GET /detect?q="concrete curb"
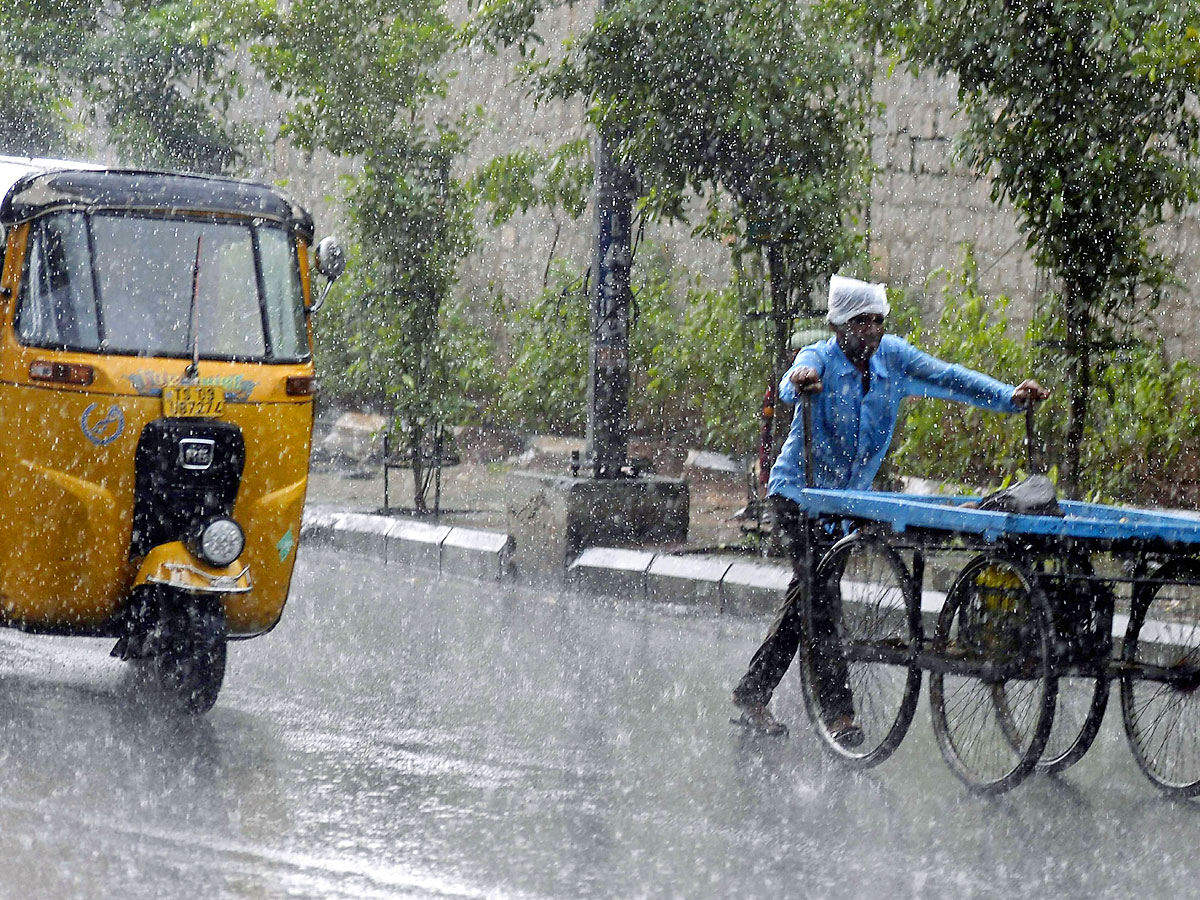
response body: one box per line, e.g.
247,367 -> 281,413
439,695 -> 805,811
648,555 -> 732,609
302,507 -> 514,582
301,505 -> 786,614
567,547 -> 656,601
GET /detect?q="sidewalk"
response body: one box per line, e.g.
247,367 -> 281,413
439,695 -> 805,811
305,453 -> 761,551
301,439 -> 1200,661
302,447 -> 793,615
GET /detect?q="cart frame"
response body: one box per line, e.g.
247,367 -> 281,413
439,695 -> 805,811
789,398 -> 1200,795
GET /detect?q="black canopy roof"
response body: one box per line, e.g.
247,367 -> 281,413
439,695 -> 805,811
0,166 -> 315,240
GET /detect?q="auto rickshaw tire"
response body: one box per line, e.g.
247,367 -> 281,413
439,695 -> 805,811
149,590 -> 228,716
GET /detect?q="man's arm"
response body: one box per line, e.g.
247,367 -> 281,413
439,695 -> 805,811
900,342 -> 1028,412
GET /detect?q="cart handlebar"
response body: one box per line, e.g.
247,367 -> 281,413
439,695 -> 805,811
1024,403 -> 1042,475
801,393 -> 815,489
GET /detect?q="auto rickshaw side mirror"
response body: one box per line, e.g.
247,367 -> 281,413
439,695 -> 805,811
310,236 -> 346,315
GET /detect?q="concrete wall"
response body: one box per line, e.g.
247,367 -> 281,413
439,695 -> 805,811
220,6 -> 1199,361
870,68 -> 1200,359
869,70 -> 1045,316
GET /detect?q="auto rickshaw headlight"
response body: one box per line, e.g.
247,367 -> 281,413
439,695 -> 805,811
192,517 -> 245,568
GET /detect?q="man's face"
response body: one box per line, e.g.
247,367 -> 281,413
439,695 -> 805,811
835,313 -> 885,363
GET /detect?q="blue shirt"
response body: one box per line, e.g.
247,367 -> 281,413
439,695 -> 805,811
768,334 -> 1020,501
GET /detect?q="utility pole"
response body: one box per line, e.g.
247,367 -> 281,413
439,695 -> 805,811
585,121 -> 634,478
504,0 -> 686,572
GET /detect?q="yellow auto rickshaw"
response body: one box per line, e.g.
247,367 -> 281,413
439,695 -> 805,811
0,156 -> 344,713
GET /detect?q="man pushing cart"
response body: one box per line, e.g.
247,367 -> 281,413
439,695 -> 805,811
731,274 -> 1049,742
730,275 -> 1200,797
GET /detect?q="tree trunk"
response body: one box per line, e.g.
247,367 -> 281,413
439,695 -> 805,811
409,420 -> 429,515
1061,282 -> 1092,500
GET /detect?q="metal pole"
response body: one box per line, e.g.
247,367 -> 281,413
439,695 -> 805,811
801,393 -> 815,490
1025,403 -> 1042,475
585,90 -> 633,479
434,428 -> 443,518
383,432 -> 390,514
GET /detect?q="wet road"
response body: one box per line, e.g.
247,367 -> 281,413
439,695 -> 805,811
0,547 -> 1198,899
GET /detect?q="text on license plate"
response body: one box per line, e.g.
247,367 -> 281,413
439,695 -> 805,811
162,385 -> 225,418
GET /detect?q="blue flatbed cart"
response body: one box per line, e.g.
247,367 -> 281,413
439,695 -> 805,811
789,405 -> 1200,796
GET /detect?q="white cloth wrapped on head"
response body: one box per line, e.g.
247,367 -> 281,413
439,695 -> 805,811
826,274 -> 889,326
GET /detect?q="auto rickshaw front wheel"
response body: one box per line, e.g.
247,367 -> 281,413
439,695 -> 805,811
153,595 -> 227,715
119,585 -> 228,715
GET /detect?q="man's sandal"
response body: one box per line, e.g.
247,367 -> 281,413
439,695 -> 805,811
730,702 -> 789,737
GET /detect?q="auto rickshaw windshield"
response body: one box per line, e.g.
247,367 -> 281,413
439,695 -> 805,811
16,211 -> 308,362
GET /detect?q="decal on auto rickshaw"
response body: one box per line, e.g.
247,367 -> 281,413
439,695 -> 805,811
277,528 -> 296,562
80,403 -> 125,446
126,370 -> 257,402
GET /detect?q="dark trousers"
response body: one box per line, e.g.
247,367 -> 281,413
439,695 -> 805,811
732,497 -> 854,721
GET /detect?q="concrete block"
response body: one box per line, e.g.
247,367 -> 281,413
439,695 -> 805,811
647,555 -> 732,607
567,547 -> 655,599
682,450 -> 744,488
441,527 -> 514,582
319,411 -> 387,464
506,471 -> 689,584
567,477 -> 690,549
919,587 -> 949,632
912,136 -> 950,176
331,512 -> 393,559
506,471 -> 575,582
721,561 -> 791,617
385,519 -> 452,572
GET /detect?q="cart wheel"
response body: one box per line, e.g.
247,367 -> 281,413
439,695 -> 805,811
1038,556 -> 1111,774
799,533 -> 922,768
151,592 -> 228,716
1039,674 -> 1108,774
1121,559 -> 1200,798
929,554 -> 1057,794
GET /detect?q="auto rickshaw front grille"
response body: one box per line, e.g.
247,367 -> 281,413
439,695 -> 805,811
130,418 -> 246,558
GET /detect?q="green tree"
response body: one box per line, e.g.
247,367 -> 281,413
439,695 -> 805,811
641,272 -> 772,453
496,263 -> 591,434
0,0 -> 244,172
83,2 -> 247,173
0,0 -> 93,154
0,72 -> 74,157
246,0 -> 475,513
471,0 -> 872,449
549,0 -> 872,389
496,252 -> 771,452
833,0 -> 1200,496
470,138 -> 592,285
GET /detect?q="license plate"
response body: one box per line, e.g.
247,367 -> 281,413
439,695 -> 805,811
162,384 -> 225,418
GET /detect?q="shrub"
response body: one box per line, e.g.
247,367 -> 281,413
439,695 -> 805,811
494,262 -> 591,435
892,252 -> 1032,487
895,250 -> 1200,508
490,250 -> 770,453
